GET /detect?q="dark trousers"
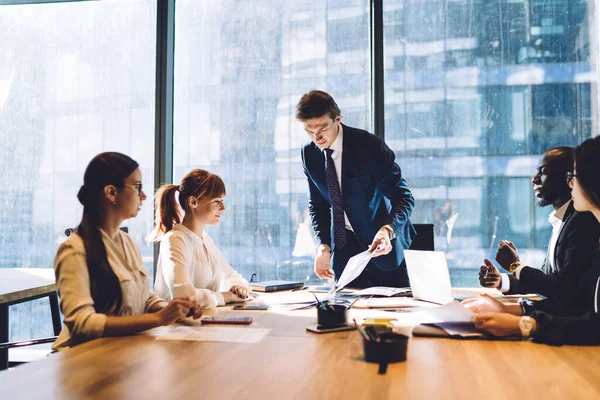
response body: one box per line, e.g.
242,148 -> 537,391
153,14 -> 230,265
331,229 -> 409,289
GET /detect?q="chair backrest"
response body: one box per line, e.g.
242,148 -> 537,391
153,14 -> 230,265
65,226 -> 129,236
409,224 -> 434,251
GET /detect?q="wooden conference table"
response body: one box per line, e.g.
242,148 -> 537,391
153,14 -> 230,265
0,290 -> 599,399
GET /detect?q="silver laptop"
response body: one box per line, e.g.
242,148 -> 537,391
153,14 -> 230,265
404,250 -> 454,305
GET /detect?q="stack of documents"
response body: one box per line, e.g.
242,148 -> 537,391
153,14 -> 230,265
412,301 -> 484,338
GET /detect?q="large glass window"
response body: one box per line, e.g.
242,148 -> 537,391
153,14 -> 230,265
384,0 -> 597,286
173,0 -> 371,283
0,1 -> 156,341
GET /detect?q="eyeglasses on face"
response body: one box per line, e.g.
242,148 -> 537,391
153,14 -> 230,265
566,172 -> 578,185
125,183 -> 143,196
304,120 -> 336,136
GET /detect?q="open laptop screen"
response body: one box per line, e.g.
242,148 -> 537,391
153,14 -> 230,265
404,250 -> 454,305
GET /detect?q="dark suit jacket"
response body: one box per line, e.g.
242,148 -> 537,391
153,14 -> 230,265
301,124 -> 416,272
531,249 -> 600,345
506,202 -> 600,315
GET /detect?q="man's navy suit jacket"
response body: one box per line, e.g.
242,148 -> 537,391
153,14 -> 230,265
301,124 -> 416,272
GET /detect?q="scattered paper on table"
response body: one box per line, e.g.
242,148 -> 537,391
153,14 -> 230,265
353,297 -> 427,309
434,323 -> 483,337
150,325 -> 270,343
420,301 -> 474,324
354,286 -> 411,297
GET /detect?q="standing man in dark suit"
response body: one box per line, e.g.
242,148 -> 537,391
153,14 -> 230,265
298,90 -> 415,288
479,147 -> 600,315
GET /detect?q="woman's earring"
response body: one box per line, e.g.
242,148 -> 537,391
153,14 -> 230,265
112,201 -> 117,206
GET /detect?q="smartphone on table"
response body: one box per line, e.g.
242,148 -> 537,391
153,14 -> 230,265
232,304 -> 270,310
201,316 -> 253,325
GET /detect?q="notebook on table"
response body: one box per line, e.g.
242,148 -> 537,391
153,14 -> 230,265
249,280 -> 304,292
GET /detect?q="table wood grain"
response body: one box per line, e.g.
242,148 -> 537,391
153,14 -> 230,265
1,291 -> 599,399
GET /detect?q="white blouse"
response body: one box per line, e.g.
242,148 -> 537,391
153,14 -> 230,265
53,230 -> 165,350
154,224 -> 249,309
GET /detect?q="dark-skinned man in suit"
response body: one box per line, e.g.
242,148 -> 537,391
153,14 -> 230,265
480,147 -> 600,315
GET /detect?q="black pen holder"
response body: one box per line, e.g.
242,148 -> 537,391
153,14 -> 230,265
362,332 -> 409,364
317,303 -> 348,328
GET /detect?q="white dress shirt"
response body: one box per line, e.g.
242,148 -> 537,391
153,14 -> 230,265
323,124 -> 354,232
595,277 -> 599,314
500,200 -> 571,292
52,230 -> 165,350
154,224 -> 249,309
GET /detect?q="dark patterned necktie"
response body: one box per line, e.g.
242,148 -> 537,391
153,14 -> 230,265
324,148 -> 347,249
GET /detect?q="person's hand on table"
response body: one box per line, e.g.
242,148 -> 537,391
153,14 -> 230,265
157,297 -> 201,325
229,285 -> 253,300
221,291 -> 246,304
473,313 -> 525,337
462,294 -> 507,314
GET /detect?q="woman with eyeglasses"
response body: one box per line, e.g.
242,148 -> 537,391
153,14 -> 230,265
52,152 -> 201,350
150,169 -> 252,309
463,137 -> 600,344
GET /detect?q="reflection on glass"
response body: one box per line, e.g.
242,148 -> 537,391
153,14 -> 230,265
174,0 -> 371,283
384,0 -> 597,286
0,1 -> 156,340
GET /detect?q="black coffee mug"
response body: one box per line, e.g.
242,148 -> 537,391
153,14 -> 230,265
317,303 -> 348,328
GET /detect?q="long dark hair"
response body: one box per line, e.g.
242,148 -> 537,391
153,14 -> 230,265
76,152 -> 139,313
149,169 -> 226,242
575,136 -> 600,210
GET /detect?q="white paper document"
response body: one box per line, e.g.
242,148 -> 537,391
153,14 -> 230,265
434,323 -> 483,337
420,301 -> 475,324
354,286 -> 411,297
150,325 -> 270,343
330,250 -> 373,293
353,297 -> 428,309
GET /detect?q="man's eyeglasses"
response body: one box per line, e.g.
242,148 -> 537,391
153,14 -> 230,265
125,183 -> 143,196
566,172 -> 578,185
304,120 -> 335,136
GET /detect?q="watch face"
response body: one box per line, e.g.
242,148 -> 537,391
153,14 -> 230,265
519,317 -> 533,336
509,262 -> 520,274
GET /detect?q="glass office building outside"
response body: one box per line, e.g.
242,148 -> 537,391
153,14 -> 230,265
0,0 -> 597,340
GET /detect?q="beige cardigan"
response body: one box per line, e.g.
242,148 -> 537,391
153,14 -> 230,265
52,230 -> 165,350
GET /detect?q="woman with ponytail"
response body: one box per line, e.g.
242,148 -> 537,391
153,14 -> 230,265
151,169 -> 252,309
52,152 -> 201,350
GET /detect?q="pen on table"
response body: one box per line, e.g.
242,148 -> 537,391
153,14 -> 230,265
347,297 -> 360,310
312,292 -> 327,311
353,319 -> 370,341
365,325 -> 381,342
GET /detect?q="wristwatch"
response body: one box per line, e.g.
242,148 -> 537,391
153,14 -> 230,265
381,225 -> 396,240
519,316 -> 534,338
509,261 -> 522,277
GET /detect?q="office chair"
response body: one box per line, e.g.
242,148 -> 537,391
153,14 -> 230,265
65,226 -> 129,236
409,224 -> 435,251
